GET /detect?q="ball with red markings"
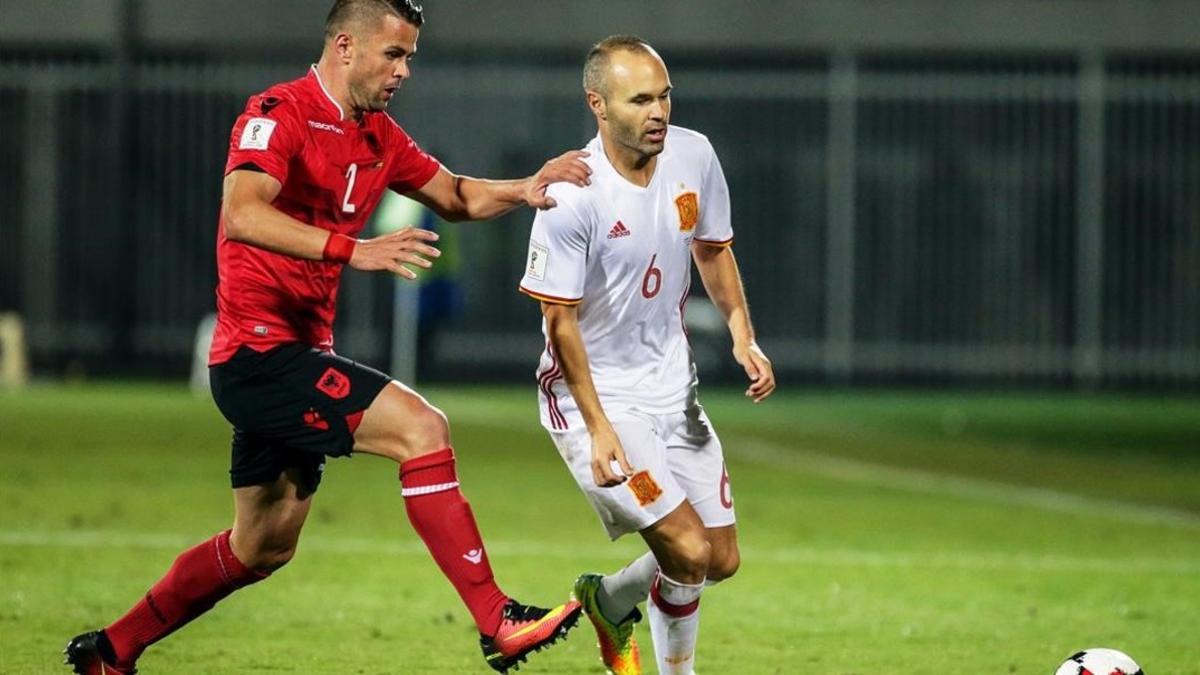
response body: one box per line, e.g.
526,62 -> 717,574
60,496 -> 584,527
1054,648 -> 1143,675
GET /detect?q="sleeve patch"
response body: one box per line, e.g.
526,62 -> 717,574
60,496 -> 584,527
239,118 -> 277,150
525,241 -> 549,281
675,191 -> 699,232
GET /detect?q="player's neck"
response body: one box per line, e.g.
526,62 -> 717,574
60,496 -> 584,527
313,59 -> 361,122
600,134 -> 658,188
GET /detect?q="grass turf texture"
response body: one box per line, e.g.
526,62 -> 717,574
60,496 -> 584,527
1,384 -> 1198,674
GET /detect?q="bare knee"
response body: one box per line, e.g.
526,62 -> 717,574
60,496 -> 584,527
249,543 -> 297,573
706,547 -> 740,582
233,533 -> 299,573
662,533 -> 711,584
230,513 -> 305,573
405,404 -> 450,457
364,394 -> 451,463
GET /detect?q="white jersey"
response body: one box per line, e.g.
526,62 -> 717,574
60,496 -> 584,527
519,126 -> 734,431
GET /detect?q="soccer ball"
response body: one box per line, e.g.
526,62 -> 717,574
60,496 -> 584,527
1054,648 -> 1143,675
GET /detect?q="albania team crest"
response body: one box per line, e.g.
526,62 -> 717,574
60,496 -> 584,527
315,367 -> 351,400
674,191 -> 699,232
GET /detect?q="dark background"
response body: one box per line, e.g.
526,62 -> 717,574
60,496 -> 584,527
0,0 -> 1197,387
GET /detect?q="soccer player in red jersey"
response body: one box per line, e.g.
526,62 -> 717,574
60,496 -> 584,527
64,2 -> 590,673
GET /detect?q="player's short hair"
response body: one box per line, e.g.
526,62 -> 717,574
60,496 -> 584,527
325,0 -> 424,40
583,35 -> 656,98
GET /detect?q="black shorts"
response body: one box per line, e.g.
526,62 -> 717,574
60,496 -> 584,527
209,343 -> 391,494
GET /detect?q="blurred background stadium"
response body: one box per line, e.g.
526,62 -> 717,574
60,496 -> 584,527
3,2 -> 1200,672
1,0 -> 1198,388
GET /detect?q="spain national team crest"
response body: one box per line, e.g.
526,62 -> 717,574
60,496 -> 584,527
627,470 -> 664,506
674,191 -> 699,232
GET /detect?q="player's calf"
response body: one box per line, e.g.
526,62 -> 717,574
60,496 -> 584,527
77,530 -> 269,672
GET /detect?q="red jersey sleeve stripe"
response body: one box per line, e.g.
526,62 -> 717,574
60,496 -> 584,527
694,236 -> 734,247
519,286 -> 583,306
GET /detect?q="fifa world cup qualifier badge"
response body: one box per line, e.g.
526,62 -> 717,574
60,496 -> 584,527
674,191 -> 699,232
239,117 -> 277,150
526,241 -> 549,281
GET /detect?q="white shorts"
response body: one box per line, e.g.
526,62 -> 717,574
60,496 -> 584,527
549,403 -> 736,540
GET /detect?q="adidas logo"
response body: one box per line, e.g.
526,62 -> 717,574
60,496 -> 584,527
607,220 -> 632,239
463,549 -> 484,564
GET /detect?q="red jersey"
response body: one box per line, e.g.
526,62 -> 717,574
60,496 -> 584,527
209,67 -> 440,365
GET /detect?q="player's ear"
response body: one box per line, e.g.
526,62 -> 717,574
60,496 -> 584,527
585,90 -> 606,121
333,32 -> 354,63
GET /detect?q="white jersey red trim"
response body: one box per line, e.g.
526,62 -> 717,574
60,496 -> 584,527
519,126 -> 734,431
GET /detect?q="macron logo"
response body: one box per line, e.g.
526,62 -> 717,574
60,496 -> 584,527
462,549 -> 484,564
308,120 -> 345,135
607,220 -> 632,239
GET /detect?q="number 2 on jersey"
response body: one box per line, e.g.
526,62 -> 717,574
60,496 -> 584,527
641,254 -> 662,299
341,163 -> 358,214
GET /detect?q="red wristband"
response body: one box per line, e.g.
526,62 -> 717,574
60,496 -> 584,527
322,233 -> 357,264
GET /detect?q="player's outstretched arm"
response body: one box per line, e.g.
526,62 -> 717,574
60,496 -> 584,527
692,242 -> 776,402
406,151 -> 591,222
542,302 -> 636,487
222,170 -> 336,260
223,170 -> 441,279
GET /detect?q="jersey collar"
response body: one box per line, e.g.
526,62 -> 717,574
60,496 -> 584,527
309,65 -> 345,121
593,133 -> 665,193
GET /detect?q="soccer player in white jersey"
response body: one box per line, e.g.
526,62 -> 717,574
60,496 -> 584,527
518,36 -> 776,675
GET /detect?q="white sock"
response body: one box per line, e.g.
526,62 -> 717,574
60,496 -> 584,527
597,551 -> 657,623
647,570 -> 704,675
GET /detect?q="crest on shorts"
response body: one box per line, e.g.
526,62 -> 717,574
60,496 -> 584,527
627,470 -> 663,506
316,367 -> 351,400
674,191 -> 699,232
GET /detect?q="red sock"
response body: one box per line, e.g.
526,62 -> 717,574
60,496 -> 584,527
104,529 -> 268,668
400,448 -> 509,635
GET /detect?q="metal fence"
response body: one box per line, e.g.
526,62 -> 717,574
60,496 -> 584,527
0,54 -> 1197,385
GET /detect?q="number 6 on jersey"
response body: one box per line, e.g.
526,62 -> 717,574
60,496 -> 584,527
641,253 -> 662,299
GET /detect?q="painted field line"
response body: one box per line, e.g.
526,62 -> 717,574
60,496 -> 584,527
736,439 -> 1200,531
1,529 -> 1196,575
442,396 -> 1200,531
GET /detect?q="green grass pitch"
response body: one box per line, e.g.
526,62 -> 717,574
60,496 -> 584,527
2,384 -> 1198,673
